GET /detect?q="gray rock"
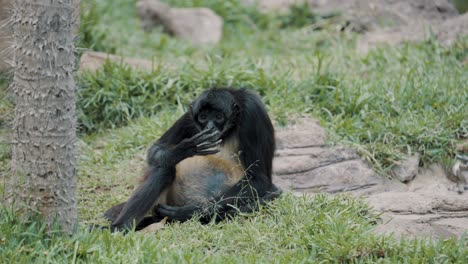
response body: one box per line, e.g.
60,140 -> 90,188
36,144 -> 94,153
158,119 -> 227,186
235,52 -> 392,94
274,146 -> 359,175
367,191 -> 468,240
273,118 -> 381,194
274,159 -> 381,193
310,0 -> 458,30
306,0 -> 463,52
390,153 -> 420,183
136,0 -> 223,45
357,13 -> 468,52
436,12 -> 468,46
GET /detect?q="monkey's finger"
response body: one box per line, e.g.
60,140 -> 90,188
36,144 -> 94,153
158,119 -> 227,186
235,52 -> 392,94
196,149 -> 220,156
197,139 -> 222,149
194,131 -> 220,145
188,128 -> 213,141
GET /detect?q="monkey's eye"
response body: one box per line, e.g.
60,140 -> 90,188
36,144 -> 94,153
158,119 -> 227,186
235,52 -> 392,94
198,114 -> 208,122
215,113 -> 224,121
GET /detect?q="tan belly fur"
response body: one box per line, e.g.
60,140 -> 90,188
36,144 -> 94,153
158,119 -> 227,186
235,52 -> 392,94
164,137 -> 244,206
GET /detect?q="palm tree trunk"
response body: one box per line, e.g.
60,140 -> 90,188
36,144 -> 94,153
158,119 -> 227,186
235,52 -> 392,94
9,0 -> 78,233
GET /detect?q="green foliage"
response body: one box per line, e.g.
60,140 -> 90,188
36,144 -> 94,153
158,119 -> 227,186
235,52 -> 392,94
79,0 -> 117,53
277,2 -> 336,29
76,39 -> 467,173
1,195 -> 466,262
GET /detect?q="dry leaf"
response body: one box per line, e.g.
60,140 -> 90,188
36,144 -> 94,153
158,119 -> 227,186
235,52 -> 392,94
141,217 -> 168,234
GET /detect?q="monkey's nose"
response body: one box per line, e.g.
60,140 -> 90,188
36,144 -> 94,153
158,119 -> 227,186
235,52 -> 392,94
206,122 -> 216,130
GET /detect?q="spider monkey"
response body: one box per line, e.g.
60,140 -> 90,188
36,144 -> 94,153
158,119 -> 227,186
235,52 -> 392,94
104,88 -> 281,232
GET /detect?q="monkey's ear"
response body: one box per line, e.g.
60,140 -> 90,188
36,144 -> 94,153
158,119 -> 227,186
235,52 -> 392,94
189,104 -> 194,114
232,103 -> 240,112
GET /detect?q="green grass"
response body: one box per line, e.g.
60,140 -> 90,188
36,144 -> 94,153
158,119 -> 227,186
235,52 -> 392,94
77,40 -> 467,172
1,194 -> 467,263
0,0 -> 467,262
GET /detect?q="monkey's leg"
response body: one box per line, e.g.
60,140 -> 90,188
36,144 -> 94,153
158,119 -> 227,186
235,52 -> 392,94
157,185 -> 282,222
211,187 -> 282,222
111,165 -> 176,232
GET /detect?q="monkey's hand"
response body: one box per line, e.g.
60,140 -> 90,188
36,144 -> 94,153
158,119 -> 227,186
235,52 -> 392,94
173,129 -> 222,161
147,129 -> 221,167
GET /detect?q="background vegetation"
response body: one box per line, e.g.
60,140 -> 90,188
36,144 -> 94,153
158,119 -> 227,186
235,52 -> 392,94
0,0 -> 466,262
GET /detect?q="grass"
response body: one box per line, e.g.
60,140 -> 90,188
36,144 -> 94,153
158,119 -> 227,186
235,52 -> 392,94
0,0 -> 467,262
1,194 -> 467,263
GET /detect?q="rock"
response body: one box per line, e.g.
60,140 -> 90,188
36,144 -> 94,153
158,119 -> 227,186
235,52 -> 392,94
357,12 -> 468,52
367,164 -> 468,240
409,163 -> 458,192
136,0 -> 223,45
356,25 -> 427,53
367,191 -> 468,240
307,0 -> 463,52
273,117 -> 381,194
367,191 -> 468,213
136,0 -> 171,31
274,146 -> 358,175
449,155 -> 468,194
372,212 -> 468,240
79,51 -> 162,72
310,0 -> 458,30
436,12 -> 468,46
390,153 -> 420,183
274,159 -> 382,193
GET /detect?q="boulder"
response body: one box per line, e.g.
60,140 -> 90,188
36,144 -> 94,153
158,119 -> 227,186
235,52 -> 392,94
136,0 -> 223,45
390,153 -> 420,183
273,118 -> 383,194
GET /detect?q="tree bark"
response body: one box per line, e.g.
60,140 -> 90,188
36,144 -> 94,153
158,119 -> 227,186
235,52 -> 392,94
8,0 -> 78,233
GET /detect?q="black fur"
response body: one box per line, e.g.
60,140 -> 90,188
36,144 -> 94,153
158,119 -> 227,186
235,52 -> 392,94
105,88 -> 280,232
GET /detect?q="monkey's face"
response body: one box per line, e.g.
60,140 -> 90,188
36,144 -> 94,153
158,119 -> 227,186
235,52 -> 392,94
194,108 -> 228,134
190,90 -> 240,138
